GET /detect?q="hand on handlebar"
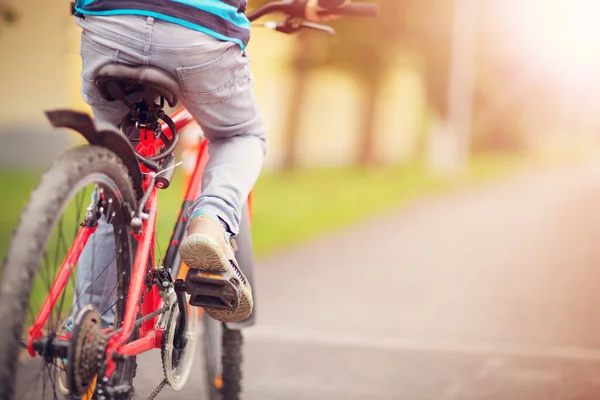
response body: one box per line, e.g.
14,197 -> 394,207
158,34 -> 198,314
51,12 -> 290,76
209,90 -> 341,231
246,0 -> 378,31
304,0 -> 349,22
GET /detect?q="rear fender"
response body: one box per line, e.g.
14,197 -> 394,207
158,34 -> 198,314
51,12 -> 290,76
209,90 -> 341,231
45,110 -> 144,199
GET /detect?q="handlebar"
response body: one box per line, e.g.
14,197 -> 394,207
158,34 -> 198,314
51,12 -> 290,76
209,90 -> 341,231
318,2 -> 378,18
246,0 -> 378,22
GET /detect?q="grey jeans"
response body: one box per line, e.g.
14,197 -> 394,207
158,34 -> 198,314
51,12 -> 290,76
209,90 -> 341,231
70,15 -> 266,327
78,14 -> 267,234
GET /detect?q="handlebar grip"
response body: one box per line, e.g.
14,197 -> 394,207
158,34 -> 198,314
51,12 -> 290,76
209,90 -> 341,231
324,2 -> 379,17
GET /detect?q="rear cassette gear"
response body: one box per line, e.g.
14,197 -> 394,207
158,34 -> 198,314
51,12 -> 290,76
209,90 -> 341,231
67,305 -> 108,397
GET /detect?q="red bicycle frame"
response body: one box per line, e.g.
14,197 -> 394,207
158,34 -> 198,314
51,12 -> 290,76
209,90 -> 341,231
26,106 -> 234,379
104,108 -> 206,376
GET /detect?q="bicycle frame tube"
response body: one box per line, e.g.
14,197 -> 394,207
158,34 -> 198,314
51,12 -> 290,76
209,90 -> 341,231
166,107 -> 196,132
159,108 -> 205,278
103,124 -> 160,376
105,188 -> 158,375
164,138 -> 209,279
116,132 -> 208,357
104,109 -> 202,376
27,226 -> 97,356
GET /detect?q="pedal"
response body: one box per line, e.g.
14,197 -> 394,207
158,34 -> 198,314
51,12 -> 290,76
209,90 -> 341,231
178,269 -> 240,310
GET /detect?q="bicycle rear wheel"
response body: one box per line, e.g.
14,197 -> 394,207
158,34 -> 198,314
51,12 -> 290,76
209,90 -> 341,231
0,146 -> 138,400
203,315 -> 244,400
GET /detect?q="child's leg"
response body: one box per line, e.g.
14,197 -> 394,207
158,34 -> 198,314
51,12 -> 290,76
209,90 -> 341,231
69,217 -> 118,331
148,26 -> 266,322
167,48 -> 266,235
176,46 -> 265,322
68,25 -> 132,330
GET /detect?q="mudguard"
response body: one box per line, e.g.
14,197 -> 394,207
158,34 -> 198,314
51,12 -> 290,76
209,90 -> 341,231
45,110 -> 144,199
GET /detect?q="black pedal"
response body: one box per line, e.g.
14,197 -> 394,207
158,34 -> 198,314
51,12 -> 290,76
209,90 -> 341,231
181,270 -> 240,310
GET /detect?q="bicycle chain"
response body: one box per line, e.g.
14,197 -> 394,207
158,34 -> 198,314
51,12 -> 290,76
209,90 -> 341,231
106,302 -> 171,340
143,302 -> 174,399
135,304 -> 170,328
142,301 -> 180,400
147,379 -> 168,400
92,302 -> 172,400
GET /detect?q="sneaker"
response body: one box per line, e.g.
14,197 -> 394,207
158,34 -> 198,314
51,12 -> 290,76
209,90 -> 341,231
179,210 -> 253,322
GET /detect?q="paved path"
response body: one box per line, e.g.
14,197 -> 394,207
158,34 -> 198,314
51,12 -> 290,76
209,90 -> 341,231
135,161 -> 600,399
16,161 -> 600,399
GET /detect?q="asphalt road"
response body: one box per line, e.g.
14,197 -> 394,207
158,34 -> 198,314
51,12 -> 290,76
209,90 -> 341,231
138,161 -> 600,400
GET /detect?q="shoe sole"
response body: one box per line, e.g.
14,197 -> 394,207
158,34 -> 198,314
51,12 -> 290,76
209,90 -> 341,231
179,234 -> 253,323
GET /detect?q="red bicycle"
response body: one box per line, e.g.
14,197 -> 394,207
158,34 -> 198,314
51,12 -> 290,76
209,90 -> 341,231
0,2 -> 377,399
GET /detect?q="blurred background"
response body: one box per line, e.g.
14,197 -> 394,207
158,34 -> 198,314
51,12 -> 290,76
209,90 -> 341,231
1,0 -> 599,225
4,0 -> 600,398
2,0 -> 600,255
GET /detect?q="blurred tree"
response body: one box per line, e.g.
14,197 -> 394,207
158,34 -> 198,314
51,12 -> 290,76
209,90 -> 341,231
283,33 -> 311,171
248,1 -> 493,167
248,0 -> 307,171
311,0 -> 406,166
407,1 -> 531,156
470,52 -> 528,153
248,0 -> 407,169
0,1 -> 17,28
309,0 -> 456,166
248,0 -> 454,168
402,0 -> 454,122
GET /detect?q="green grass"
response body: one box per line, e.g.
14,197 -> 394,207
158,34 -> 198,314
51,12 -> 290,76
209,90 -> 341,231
0,153 -> 528,265
0,169 -> 40,264
250,154 -> 528,255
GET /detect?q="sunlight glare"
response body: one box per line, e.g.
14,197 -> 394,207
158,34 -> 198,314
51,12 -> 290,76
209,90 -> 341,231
519,0 -> 600,73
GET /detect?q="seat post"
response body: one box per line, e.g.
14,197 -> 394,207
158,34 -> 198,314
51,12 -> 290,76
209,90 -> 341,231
127,96 -> 165,137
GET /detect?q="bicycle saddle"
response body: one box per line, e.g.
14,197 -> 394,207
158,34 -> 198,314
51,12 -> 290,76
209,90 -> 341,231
95,64 -> 180,108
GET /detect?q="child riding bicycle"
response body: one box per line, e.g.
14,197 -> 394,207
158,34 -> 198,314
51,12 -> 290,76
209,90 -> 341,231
72,0 -> 348,324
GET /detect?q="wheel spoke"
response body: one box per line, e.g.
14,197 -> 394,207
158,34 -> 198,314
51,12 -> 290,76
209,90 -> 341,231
55,284 -> 69,332
70,248 -> 117,327
40,253 -> 51,294
41,362 -> 49,400
56,218 -> 67,277
98,269 -> 119,318
156,229 -> 164,268
28,303 -> 36,328
100,296 -> 120,320
51,221 -> 62,330
47,364 -> 59,400
89,230 -> 96,310
106,197 -> 114,224
74,187 -> 86,237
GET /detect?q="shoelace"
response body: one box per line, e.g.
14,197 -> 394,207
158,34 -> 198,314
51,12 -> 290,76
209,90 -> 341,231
230,260 -> 246,286
226,237 -> 245,285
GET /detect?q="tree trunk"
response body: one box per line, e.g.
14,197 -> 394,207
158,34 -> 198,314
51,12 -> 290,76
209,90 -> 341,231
282,33 -> 311,172
357,77 -> 383,167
